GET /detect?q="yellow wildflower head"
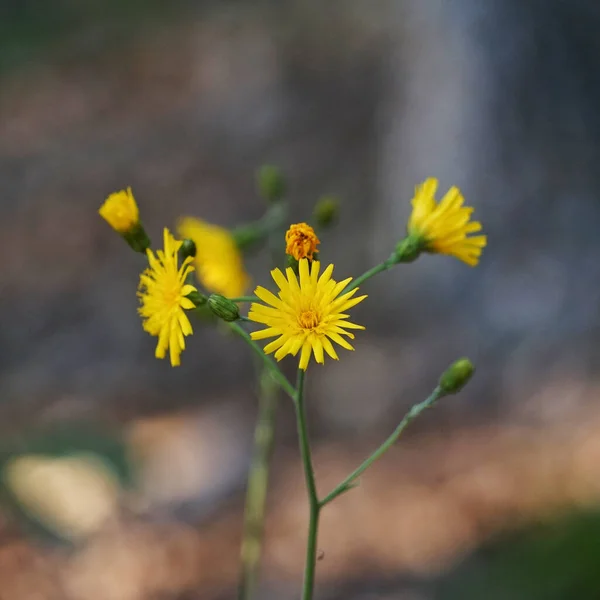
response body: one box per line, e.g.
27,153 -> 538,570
99,187 -> 139,234
138,228 -> 197,367
407,178 -> 487,266
177,217 -> 250,298
248,259 -> 367,370
285,223 -> 320,261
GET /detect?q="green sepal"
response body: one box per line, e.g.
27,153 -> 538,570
122,222 -> 151,254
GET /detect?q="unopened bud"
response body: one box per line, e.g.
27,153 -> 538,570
313,196 -> 339,228
99,187 -> 151,253
257,165 -> 286,203
208,294 -> 240,322
231,224 -> 262,251
439,358 -> 475,394
179,238 -> 196,261
186,290 -> 207,308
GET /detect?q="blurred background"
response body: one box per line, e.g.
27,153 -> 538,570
2,0 -> 600,598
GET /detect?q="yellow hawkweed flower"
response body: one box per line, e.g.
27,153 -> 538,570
99,187 -> 139,233
408,178 -> 487,266
138,228 -> 197,367
249,259 -> 367,370
285,222 -> 320,261
177,217 -> 249,298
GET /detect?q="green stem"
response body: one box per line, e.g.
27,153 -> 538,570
229,322 -> 296,400
230,296 -> 260,303
320,386 -> 446,507
342,253 -> 397,294
238,368 -> 279,600
294,369 -> 320,600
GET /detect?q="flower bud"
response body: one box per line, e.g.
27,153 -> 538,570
257,165 -> 286,203
285,223 -> 320,261
394,234 -> 424,263
208,294 -> 240,322
313,196 -> 339,228
99,188 -> 151,253
439,358 -> 475,394
186,290 -> 207,308
179,238 -> 196,261
231,223 -> 262,251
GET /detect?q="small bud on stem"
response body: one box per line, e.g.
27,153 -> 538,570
439,358 -> 475,394
208,294 -> 241,322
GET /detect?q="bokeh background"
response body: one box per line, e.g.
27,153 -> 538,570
2,0 -> 600,598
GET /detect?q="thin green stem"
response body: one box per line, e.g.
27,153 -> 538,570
320,386 -> 446,507
342,253 -> 397,294
238,369 -> 279,600
229,321 -> 296,400
294,369 -> 320,600
230,296 -> 260,303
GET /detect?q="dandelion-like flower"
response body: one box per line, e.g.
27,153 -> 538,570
99,187 -> 139,233
138,228 -> 197,367
178,217 -> 249,298
408,178 -> 487,266
249,259 -> 366,370
285,223 -> 320,261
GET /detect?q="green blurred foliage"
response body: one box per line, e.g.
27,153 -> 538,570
0,0 -> 198,73
439,509 -> 600,600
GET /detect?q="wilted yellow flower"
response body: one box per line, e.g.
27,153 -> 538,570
99,187 -> 139,233
285,223 -> 320,261
249,259 -> 366,370
138,228 -> 197,367
408,178 -> 487,266
178,217 -> 249,298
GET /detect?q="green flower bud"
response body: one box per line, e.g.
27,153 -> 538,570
439,358 -> 475,394
122,222 -> 151,254
179,238 -> 196,261
394,234 -> 425,263
208,294 -> 240,322
313,196 -> 340,228
186,290 -> 207,308
257,165 -> 286,203
231,223 -> 263,251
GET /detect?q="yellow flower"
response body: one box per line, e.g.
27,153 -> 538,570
249,259 -> 367,370
177,217 -> 249,298
99,187 -> 139,233
138,228 -> 197,367
408,178 -> 487,266
285,222 -> 320,261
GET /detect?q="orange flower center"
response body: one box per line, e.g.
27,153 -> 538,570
298,309 -> 319,330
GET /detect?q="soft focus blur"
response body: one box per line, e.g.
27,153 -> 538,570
2,1 -> 600,598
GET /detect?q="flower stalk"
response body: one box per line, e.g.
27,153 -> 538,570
238,368 -> 279,600
320,386 -> 446,506
294,369 -> 321,600
229,323 -> 296,401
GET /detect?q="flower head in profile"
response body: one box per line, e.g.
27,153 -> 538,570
138,228 -> 197,367
99,187 -> 139,234
407,178 -> 487,266
178,217 -> 249,298
285,223 -> 320,261
249,259 -> 366,370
